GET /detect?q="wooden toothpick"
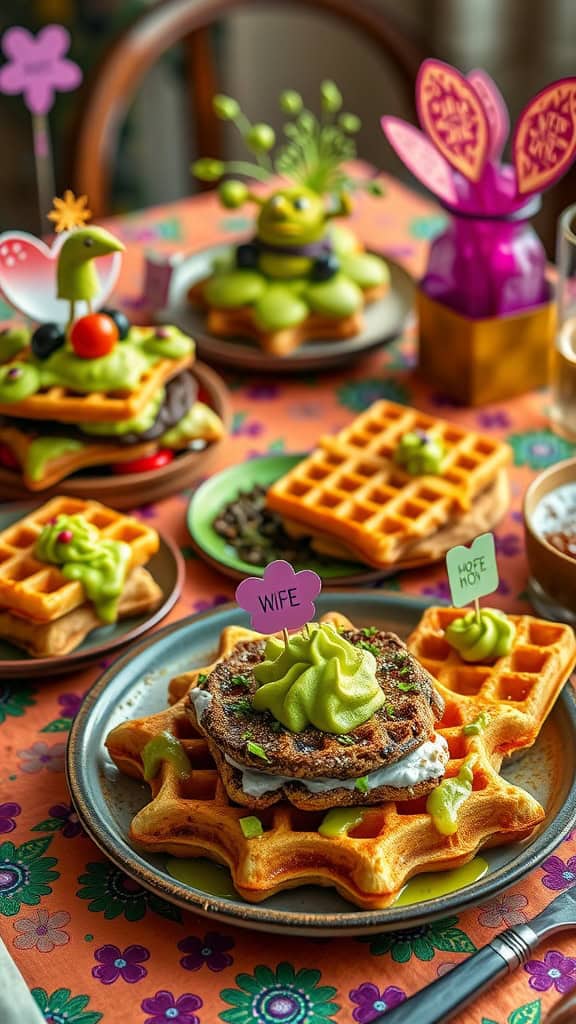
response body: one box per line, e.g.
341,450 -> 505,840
474,597 -> 481,624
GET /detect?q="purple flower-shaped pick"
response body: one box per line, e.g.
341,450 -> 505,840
235,559 -> 322,633
0,25 -> 82,116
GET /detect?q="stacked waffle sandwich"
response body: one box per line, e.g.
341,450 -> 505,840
0,496 -> 162,658
106,605 -> 576,909
266,400 -> 512,569
0,318 -> 224,491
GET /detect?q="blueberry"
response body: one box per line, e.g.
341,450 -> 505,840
310,253 -> 340,281
236,242 -> 259,269
100,307 -> 130,340
31,323 -> 65,360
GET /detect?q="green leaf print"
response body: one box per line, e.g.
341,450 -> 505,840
509,1000 -> 542,1024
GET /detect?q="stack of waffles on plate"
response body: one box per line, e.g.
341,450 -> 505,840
0,496 -> 162,658
0,324 -> 224,491
106,606 -> 576,909
266,400 -> 512,568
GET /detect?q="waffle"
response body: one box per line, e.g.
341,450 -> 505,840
0,425 -> 156,491
0,567 -> 162,657
0,496 -> 159,622
0,352 -> 192,423
267,401 -> 512,568
188,279 -> 388,357
104,607 -> 570,909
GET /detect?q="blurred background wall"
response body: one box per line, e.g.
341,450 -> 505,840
0,0 -> 575,250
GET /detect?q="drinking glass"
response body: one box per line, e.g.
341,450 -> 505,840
551,203 -> 576,441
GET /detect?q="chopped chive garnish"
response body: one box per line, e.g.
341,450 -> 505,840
384,703 -> 396,718
398,666 -> 412,676
246,740 -> 269,762
270,720 -> 284,733
239,815 -> 263,839
234,698 -> 253,715
336,734 -> 355,746
196,673 -> 208,689
231,674 -> 251,688
355,776 -> 369,793
397,680 -> 418,692
361,626 -> 378,637
358,640 -> 380,657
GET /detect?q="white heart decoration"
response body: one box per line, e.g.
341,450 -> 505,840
0,231 -> 122,324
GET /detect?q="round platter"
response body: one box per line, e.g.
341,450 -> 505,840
67,593 -> 576,936
0,503 -> 184,679
0,362 -> 232,509
158,243 -> 414,373
186,453 -> 390,585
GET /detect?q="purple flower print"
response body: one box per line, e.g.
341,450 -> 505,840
494,533 -> 522,558
0,25 -> 81,116
421,581 -> 451,601
18,741 -> 66,774
350,983 -> 406,1023
92,943 -> 149,984
49,803 -> 83,839
476,410 -> 511,429
525,950 -> 576,994
541,855 -> 576,890
246,383 -> 279,399
0,803 -> 20,834
192,595 -> 229,614
141,990 -> 202,1024
178,931 -> 234,972
57,692 -> 84,720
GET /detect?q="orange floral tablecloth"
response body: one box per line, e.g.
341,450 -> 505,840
1,176 -> 575,1024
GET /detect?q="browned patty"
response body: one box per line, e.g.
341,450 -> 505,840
187,629 -> 444,780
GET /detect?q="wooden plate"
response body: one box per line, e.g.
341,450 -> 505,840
0,362 -> 232,509
158,243 -> 414,373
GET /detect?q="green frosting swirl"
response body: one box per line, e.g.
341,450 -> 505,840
35,514 -> 131,623
445,608 -> 516,663
251,622 -> 384,733
394,431 -> 446,475
0,362 -> 40,402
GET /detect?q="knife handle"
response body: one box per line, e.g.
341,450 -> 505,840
372,923 -> 538,1024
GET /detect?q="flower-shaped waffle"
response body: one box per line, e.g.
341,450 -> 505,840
105,608 -> 575,910
267,400 -> 512,568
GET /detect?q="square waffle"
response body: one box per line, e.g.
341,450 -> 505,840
0,351 -> 192,423
105,608 -> 574,910
267,401 -> 512,568
0,496 -> 159,622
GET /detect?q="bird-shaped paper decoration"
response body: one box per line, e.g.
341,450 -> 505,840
56,226 -> 124,326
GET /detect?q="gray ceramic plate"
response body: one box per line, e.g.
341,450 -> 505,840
157,243 -> 413,373
0,503 -> 184,679
67,593 -> 576,935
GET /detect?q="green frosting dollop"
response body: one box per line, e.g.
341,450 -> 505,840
445,609 -> 516,663
394,431 -> 446,476
251,622 -> 384,733
0,362 -> 40,402
35,514 -> 131,623
426,757 -> 475,836
0,327 -> 31,363
38,343 -> 154,394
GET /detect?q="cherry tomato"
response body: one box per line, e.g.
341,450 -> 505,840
113,449 -> 174,474
70,314 -> 119,359
0,443 -> 19,470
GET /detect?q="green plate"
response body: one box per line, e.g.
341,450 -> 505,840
0,502 -> 184,679
187,454 -> 389,584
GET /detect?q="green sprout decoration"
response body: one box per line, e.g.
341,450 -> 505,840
190,82 -> 389,352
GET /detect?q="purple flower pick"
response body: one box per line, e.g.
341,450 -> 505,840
0,25 -> 82,116
236,559 -> 322,634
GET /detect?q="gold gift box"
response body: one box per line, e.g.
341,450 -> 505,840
416,286 -> 556,406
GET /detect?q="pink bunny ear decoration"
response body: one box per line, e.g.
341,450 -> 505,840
416,59 -> 489,183
467,69 -> 509,161
513,78 -> 576,195
380,116 -> 458,205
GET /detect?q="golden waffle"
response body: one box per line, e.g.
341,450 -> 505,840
105,608 -> 571,910
0,352 -> 192,423
188,279 -> 388,357
0,425 -> 156,491
0,567 -> 162,658
267,401 -> 512,568
0,496 -> 159,622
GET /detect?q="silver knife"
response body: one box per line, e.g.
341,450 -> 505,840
373,885 -> 576,1024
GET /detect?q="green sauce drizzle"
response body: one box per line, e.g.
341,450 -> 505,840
462,711 -> 491,736
445,609 -> 516,663
35,513 -> 131,623
142,732 -> 191,781
319,807 -> 365,838
394,430 -> 446,475
426,757 -> 475,836
251,622 -> 384,733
